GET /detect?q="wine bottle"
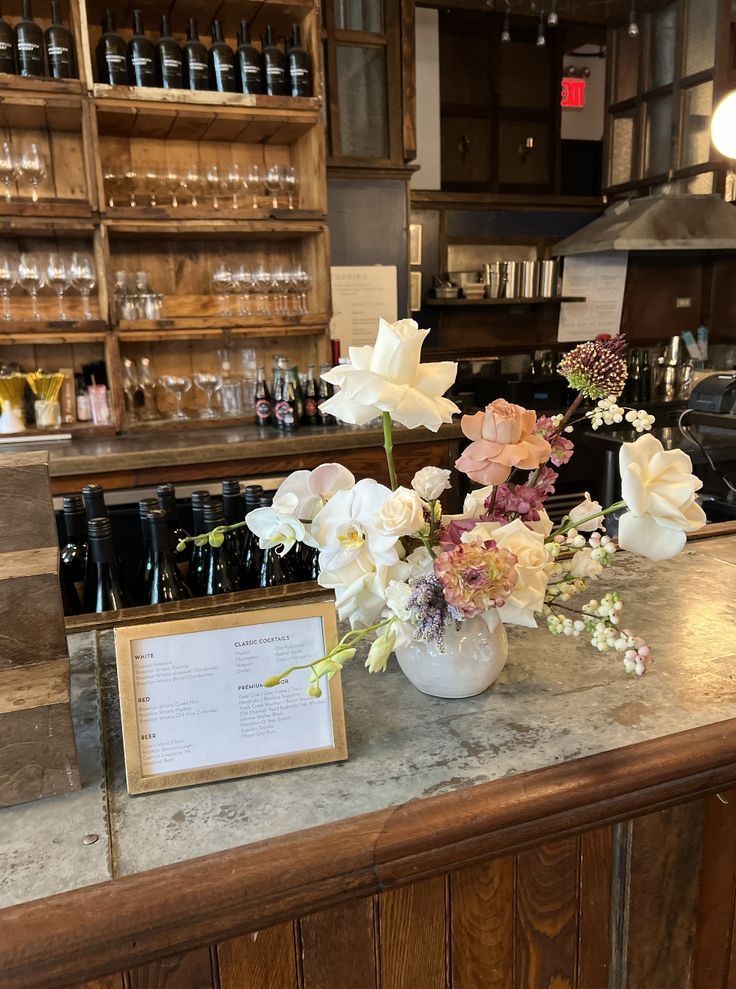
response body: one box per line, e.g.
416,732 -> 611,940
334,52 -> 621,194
261,25 -> 286,96
187,489 -> 211,596
96,9 -> 128,85
182,18 -> 208,90
133,497 -> 157,604
221,478 -> 244,557
202,498 -> 242,595
60,563 -> 81,616
84,517 -> 133,613
272,366 -> 299,430
640,349 -> 651,403
208,19 -> 235,93
127,9 -> 156,87
257,495 -> 293,587
45,1 -> 75,79
237,484 -> 263,586
156,13 -> 182,88
236,18 -> 261,94
81,481 -> 108,522
302,363 -> 318,424
254,365 -> 271,426
317,363 -> 336,425
0,3 -> 15,74
14,0 -> 43,77
287,23 -> 311,97
146,508 -> 191,604
61,494 -> 87,610
156,482 -> 189,562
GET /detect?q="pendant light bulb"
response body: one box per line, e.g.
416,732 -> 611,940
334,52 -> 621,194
537,11 -> 546,47
501,4 -> 511,43
547,1 -> 558,26
628,1 -> 639,37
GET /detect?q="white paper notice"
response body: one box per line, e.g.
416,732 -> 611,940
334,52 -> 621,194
129,617 -> 334,777
558,251 -> 629,342
330,265 -> 398,352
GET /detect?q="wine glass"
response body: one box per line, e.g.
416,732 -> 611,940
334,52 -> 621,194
292,267 -> 310,314
159,375 -> 191,421
205,164 -> 221,209
232,266 -> 253,316
0,253 -> 16,321
102,163 -> 118,207
18,143 -> 47,203
122,166 -> 138,207
265,164 -> 282,210
46,253 -> 71,320
222,163 -> 242,209
245,163 -> 261,209
253,267 -> 272,315
211,263 -> 234,316
162,167 -> 180,208
181,166 -> 204,207
281,165 -> 298,209
194,372 -> 222,418
143,164 -> 160,206
70,252 -> 97,321
0,142 -> 17,202
272,268 -> 290,316
137,357 -> 159,420
17,253 -> 43,321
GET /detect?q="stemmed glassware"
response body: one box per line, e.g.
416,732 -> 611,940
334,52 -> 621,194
253,267 -> 272,315
245,163 -> 262,209
162,167 -> 180,208
70,252 -> 96,320
46,253 -> 71,320
222,164 -> 242,209
211,263 -> 234,316
232,266 -> 253,316
18,143 -> 47,203
0,142 -> 17,202
17,253 -> 43,321
272,269 -> 290,316
137,357 -> 159,420
292,267 -> 310,314
181,166 -> 204,207
159,375 -> 191,421
265,164 -> 282,210
193,372 -> 222,418
0,254 -> 16,320
282,165 -> 298,209
205,164 -> 221,209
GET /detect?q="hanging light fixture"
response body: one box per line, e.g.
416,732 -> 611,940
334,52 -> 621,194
501,1 -> 511,43
711,91 -> 736,159
547,0 -> 558,26
628,0 -> 639,37
536,9 -> 546,46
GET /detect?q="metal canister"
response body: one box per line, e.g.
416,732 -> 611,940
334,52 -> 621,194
538,259 -> 559,297
520,260 -> 539,298
501,261 -> 520,299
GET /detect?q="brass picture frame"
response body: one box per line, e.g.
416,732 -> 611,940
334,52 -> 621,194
114,601 -> 347,795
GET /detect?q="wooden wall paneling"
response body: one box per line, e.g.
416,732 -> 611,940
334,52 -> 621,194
378,877 -> 447,989
626,800 -> 707,988
217,923 -> 298,989
515,836 -> 580,989
692,789 -> 736,988
300,897 -> 378,989
73,0 -> 94,90
577,826 -> 614,989
72,976 -> 126,989
450,856 -> 514,989
126,947 -> 217,989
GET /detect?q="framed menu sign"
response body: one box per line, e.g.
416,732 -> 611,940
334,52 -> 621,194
114,601 -> 347,795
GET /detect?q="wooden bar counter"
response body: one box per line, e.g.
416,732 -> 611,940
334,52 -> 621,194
2,531 -> 736,988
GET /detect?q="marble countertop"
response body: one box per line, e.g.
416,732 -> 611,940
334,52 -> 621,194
2,535 -> 736,911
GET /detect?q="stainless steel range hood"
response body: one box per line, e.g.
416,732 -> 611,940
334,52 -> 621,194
554,193 -> 736,256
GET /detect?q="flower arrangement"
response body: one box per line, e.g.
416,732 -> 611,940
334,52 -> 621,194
239,318 -> 706,697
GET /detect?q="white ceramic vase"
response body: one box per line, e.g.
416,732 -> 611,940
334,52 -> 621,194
394,610 -> 509,699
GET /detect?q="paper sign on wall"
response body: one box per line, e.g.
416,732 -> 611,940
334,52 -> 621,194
330,265 -> 398,353
558,251 -> 629,343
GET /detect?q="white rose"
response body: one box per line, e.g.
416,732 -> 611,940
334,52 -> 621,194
462,485 -> 494,518
245,492 -> 305,555
462,518 -> 548,628
569,493 -> 604,531
405,545 -> 434,576
570,549 -> 604,579
320,317 -> 460,431
375,486 -> 425,538
618,434 -> 706,561
384,579 -> 413,621
365,627 -> 397,673
319,557 -> 409,629
411,466 -> 451,501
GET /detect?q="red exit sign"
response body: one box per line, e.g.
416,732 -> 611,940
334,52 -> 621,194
561,77 -> 586,108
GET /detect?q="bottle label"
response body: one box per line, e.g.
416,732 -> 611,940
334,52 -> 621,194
106,53 -> 125,66
291,67 -> 307,78
48,44 -> 70,56
255,398 -> 271,423
163,56 -> 180,69
17,40 -> 40,52
131,55 -> 153,68
267,65 -> 285,80
244,64 -> 260,75
305,397 -> 317,417
0,40 -> 12,51
274,400 -> 294,425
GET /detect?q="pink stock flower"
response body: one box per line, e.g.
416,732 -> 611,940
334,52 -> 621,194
486,466 -> 558,523
455,399 -> 551,486
534,415 -> 574,467
434,539 -> 518,619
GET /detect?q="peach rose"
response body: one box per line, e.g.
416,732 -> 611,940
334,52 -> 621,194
454,399 -> 551,486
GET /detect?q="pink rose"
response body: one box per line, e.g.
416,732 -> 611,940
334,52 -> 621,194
455,399 -> 552,486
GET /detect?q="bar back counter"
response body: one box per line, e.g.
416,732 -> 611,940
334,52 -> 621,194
1,525 -> 735,989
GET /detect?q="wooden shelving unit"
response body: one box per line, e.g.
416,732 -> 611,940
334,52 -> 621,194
0,0 -> 330,437
427,296 -> 587,307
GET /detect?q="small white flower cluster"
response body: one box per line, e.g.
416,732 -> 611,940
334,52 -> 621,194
587,530 -> 618,562
586,395 -> 655,433
547,614 -> 587,637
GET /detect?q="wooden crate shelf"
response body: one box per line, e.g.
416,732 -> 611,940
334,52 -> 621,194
0,319 -> 107,334
103,218 -> 325,238
101,206 -> 325,222
0,201 -> 94,220
117,318 -> 327,341
0,74 -> 85,99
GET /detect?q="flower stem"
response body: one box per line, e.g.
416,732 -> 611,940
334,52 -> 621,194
383,411 -> 398,491
548,500 -> 626,540
553,391 -> 584,438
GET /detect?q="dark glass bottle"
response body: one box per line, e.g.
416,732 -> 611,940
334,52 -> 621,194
156,13 -> 182,89
0,3 -> 15,74
127,9 -> 156,87
45,1 -> 75,79
317,363 -> 336,425
156,482 -> 189,562
640,349 -> 651,403
257,495 -> 293,587
61,494 -> 88,584
84,517 -> 133,613
236,18 -> 261,94
187,489 -> 211,597
237,484 -> 263,587
262,25 -> 286,96
14,0 -> 44,77
302,362 -> 318,424
221,478 -> 244,558
182,18 -> 208,90
272,360 -> 299,430
254,365 -> 271,426
60,563 -> 81,616
96,9 -> 128,85
202,498 -> 242,595
208,19 -> 235,93
287,23 -> 311,97
81,481 -> 108,522
146,509 -> 191,604
296,541 -> 319,581
133,497 -> 158,604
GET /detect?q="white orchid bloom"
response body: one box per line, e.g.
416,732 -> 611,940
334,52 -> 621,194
569,493 -> 605,532
310,477 -> 401,570
274,463 -> 355,521
245,492 -> 305,556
